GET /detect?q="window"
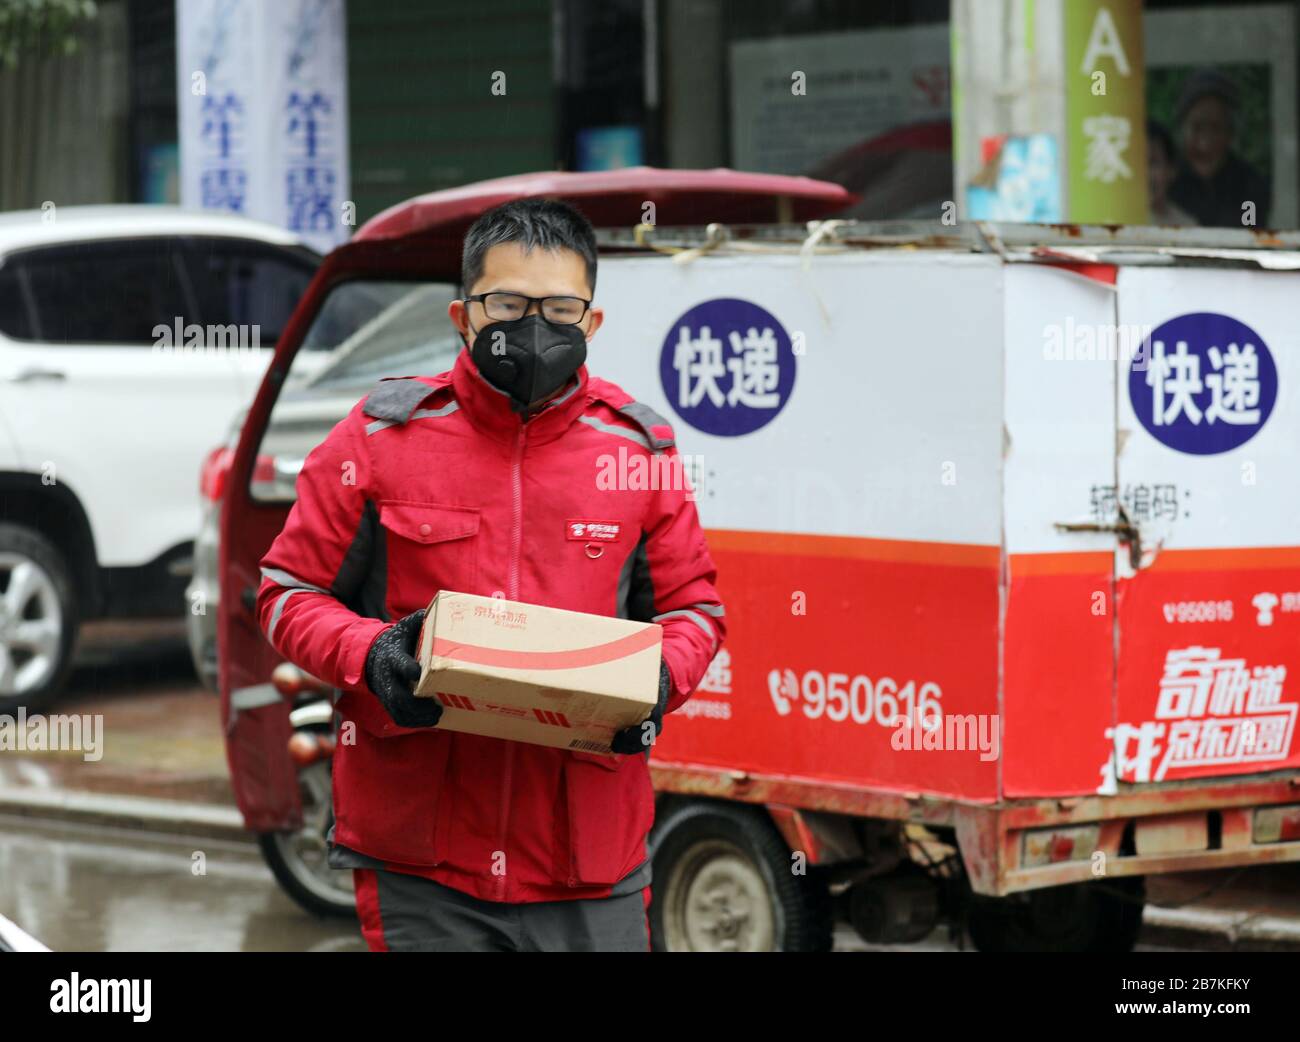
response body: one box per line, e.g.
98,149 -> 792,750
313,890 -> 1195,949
298,281 -> 460,389
183,238 -> 318,346
252,280 -> 460,502
0,262 -> 34,341
10,238 -> 190,345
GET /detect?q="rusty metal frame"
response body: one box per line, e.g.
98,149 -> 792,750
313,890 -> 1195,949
652,762 -> 1300,896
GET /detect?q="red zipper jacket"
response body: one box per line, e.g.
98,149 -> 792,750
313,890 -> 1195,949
256,347 -> 725,903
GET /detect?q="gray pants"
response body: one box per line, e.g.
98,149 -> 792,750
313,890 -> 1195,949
354,868 -> 652,952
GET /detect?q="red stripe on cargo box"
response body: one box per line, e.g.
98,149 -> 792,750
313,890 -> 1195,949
531,709 -> 574,727
429,626 -> 660,670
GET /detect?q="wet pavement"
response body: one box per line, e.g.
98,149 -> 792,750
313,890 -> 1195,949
1,812 -> 1274,952
0,620 -> 234,806
3,620 -> 1300,952
0,814 -> 365,952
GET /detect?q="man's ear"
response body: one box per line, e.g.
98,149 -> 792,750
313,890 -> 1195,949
584,305 -> 604,342
449,297 -> 471,347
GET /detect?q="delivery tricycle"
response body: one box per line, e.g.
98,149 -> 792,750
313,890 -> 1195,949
218,169 -> 1300,950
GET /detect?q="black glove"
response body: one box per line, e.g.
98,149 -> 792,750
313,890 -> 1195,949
363,609 -> 443,729
610,659 -> 672,755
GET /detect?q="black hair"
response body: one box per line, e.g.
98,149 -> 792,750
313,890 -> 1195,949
460,197 -> 598,296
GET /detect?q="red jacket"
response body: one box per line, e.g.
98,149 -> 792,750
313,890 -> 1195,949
256,347 -> 725,903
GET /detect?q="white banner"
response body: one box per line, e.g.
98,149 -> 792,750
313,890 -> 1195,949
729,27 -> 950,177
177,0 -> 350,253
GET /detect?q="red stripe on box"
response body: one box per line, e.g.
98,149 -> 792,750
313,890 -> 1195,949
527,709 -> 573,727
429,625 -> 660,671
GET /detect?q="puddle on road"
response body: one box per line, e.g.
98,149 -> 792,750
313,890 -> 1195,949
0,815 -> 364,952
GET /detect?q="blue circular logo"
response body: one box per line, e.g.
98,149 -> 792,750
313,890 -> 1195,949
1129,312 -> 1277,455
659,298 -> 796,437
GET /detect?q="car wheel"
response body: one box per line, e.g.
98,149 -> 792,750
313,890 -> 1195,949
0,523 -> 77,714
649,800 -> 833,952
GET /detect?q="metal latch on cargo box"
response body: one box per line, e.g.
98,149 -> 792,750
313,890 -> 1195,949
1054,508 -> 1142,570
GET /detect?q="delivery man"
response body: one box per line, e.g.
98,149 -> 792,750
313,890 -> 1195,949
256,198 -> 725,952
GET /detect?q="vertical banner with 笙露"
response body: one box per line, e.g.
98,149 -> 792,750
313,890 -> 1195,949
177,0 -> 350,253
262,0 -> 351,253
1064,0 -> 1147,224
177,0 -> 259,221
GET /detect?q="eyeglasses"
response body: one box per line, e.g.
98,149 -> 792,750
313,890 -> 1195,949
464,292 -> 592,326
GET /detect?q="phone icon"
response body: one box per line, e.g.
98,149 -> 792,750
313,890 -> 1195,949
767,668 -> 798,716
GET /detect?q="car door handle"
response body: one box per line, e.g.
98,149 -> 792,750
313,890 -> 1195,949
10,368 -> 67,383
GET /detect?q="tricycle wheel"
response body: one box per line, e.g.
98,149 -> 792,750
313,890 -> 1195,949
967,876 -> 1144,952
257,756 -> 356,918
649,800 -> 832,952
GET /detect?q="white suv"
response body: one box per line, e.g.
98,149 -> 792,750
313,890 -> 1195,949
0,206 -> 319,711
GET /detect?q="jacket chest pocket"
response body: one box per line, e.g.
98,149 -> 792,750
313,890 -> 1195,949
378,500 -> 481,610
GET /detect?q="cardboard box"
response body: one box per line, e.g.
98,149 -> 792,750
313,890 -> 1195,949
414,591 -> 663,754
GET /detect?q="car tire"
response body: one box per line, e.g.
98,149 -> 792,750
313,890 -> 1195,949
649,800 -> 833,952
0,522 -> 78,714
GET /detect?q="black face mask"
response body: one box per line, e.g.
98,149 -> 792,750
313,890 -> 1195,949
465,313 -> 587,413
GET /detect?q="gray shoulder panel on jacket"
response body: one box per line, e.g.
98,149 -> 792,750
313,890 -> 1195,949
361,378 -> 437,424
614,400 -> 675,452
